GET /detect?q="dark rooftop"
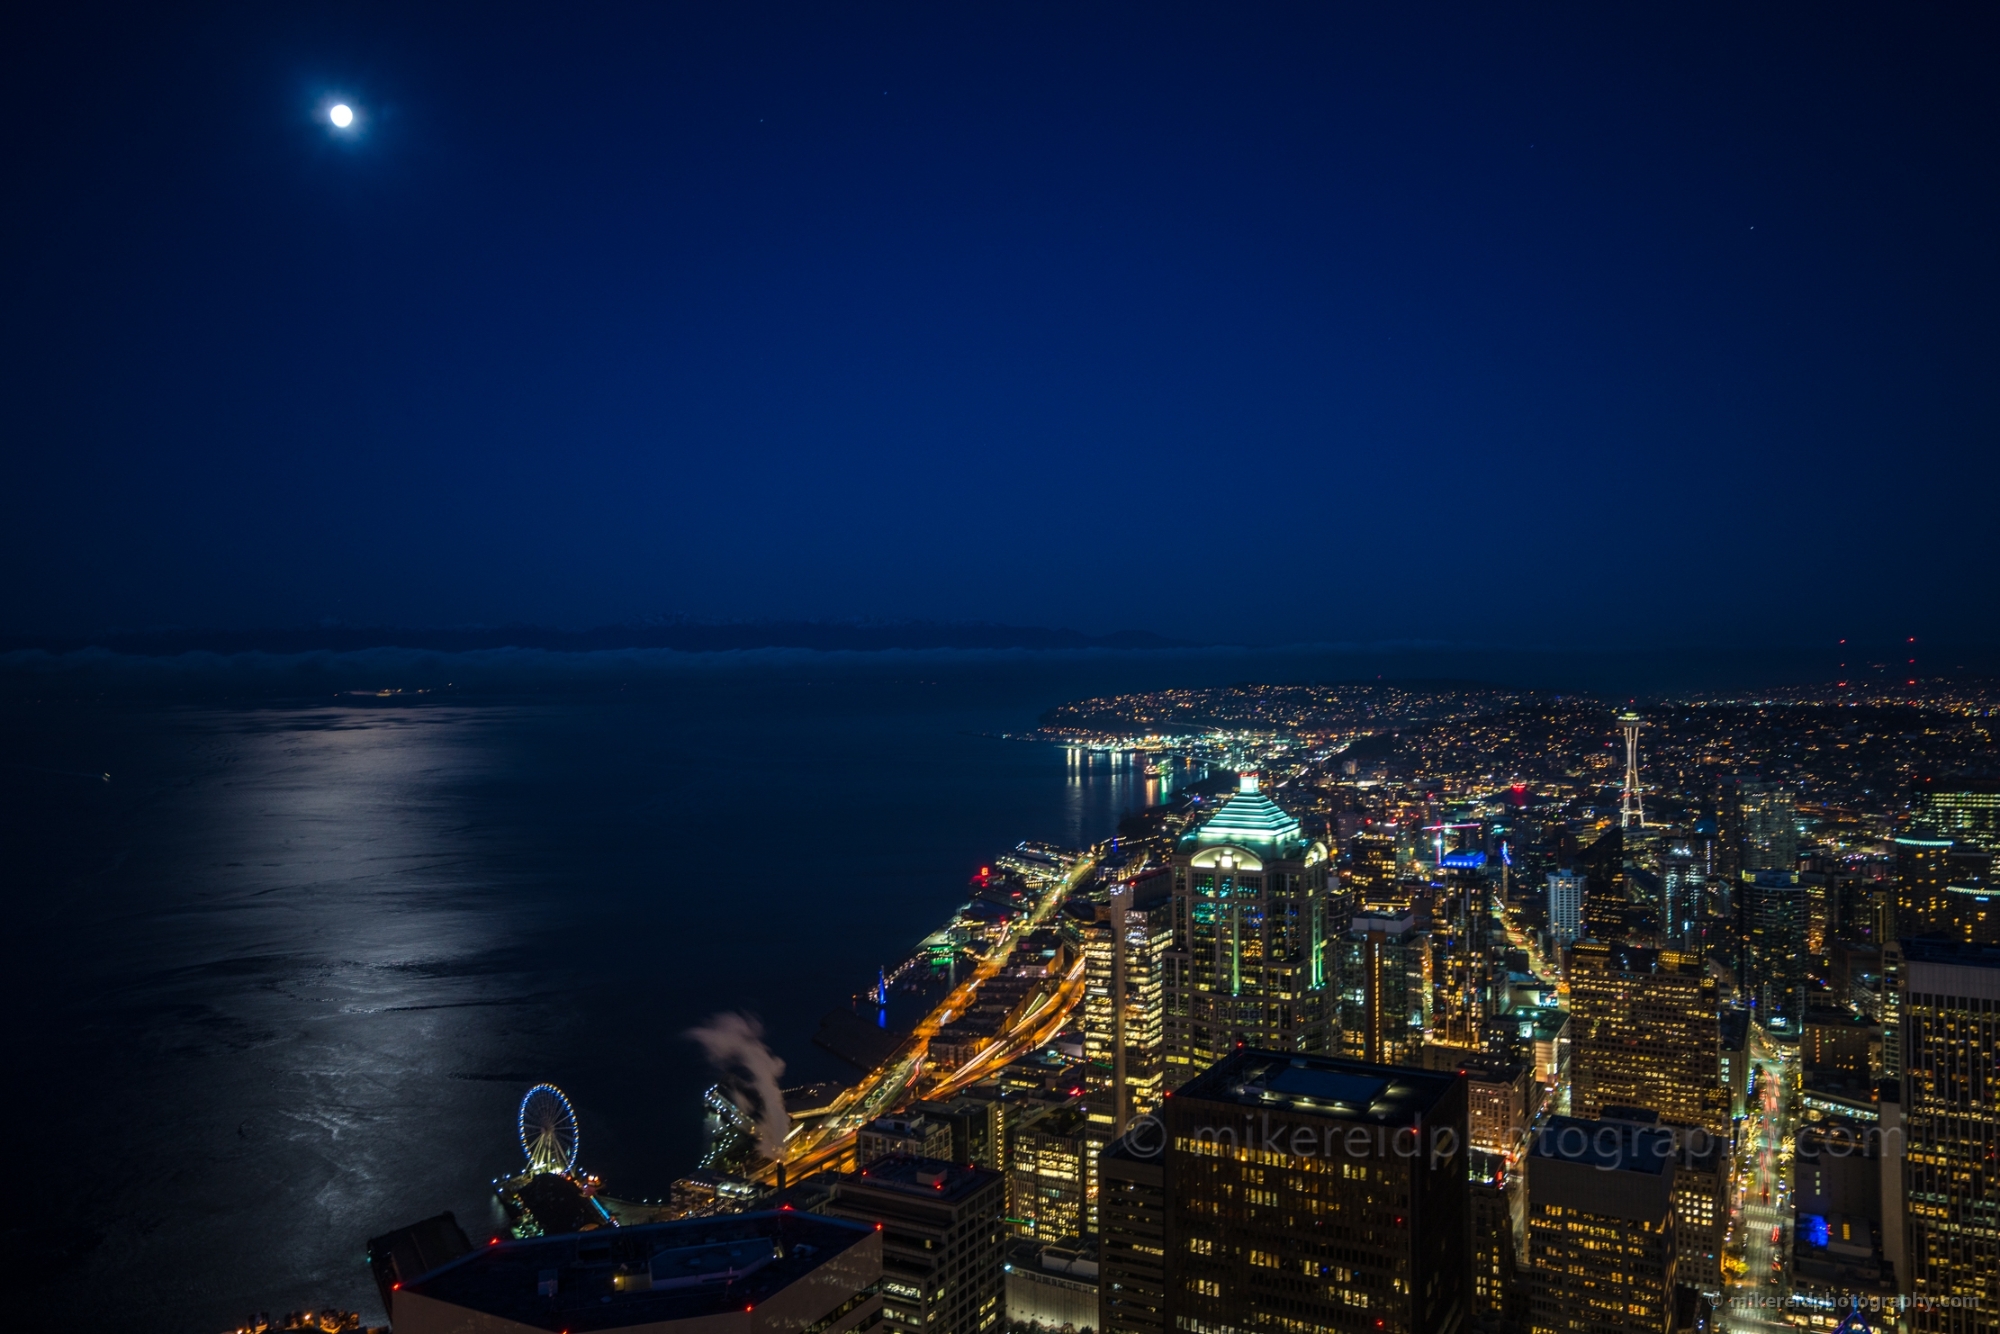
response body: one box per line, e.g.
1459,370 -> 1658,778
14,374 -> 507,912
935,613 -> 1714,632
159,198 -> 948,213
1453,1055 -> 1527,1085
1805,1006 -> 1876,1029
844,1154 -> 999,1203
367,1211 -> 473,1314
1529,1115 -> 1675,1176
1571,941 -> 1704,976
400,1211 -> 875,1333
1101,1128 -> 1164,1168
1900,937 -> 2000,969
1175,1049 -> 1460,1126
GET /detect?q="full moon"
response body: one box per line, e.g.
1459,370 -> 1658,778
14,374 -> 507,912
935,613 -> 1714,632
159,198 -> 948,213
329,104 -> 354,128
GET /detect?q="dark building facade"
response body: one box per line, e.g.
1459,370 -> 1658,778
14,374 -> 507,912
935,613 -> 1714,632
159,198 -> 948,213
1525,1116 -> 1679,1334
825,1155 -> 1005,1334
1741,870 -> 1810,1034
1467,1150 -> 1522,1334
1099,1132 -> 1168,1334
1163,1049 -> 1470,1334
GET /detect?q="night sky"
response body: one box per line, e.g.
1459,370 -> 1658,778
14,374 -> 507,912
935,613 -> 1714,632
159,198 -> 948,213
4,4 -> 1997,648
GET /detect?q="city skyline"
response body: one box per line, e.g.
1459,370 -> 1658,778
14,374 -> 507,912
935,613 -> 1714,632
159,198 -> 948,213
6,6 -> 2000,1333
427,677 -> 1999,1319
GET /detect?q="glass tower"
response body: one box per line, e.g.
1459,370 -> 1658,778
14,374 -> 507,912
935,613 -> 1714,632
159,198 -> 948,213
1165,774 -> 1334,1089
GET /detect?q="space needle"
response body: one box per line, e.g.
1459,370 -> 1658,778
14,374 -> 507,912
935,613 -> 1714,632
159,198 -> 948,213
1618,711 -> 1646,828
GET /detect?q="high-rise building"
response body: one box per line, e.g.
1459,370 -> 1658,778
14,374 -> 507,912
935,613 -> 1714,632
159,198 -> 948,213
1668,1126 -> 1726,1301
1661,842 -> 1705,954
1741,870 -> 1810,1034
1880,942 -> 1906,1081
1525,1116 -> 1680,1334
1943,882 -> 2000,945
1001,1238 -> 1098,1331
1881,1078 -> 1908,1291
1004,1101 -> 1095,1239
388,1211 -> 884,1334
1335,911 -> 1424,1067
1577,828 -> 1632,944
857,1114 -> 954,1166
1898,939 -> 2000,1334
1718,1009 -> 1750,1123
1547,871 -> 1584,950
1895,837 -> 1957,940
1790,1118 -> 1899,1323
1099,1131 -> 1167,1334
826,1156 -> 1006,1334
1940,844 -> 1998,945
1165,775 -> 1335,1088
1831,872 -> 1881,947
1803,1007 -> 1878,1084
1422,1050 -> 1530,1159
1346,830 -> 1404,912
1729,779 -> 1799,873
1568,943 -> 1728,1137
1437,854 -> 1496,1051
1916,785 -> 2000,852
1163,1049 -> 1469,1334
1469,1149 -> 1522,1334
1593,1105 -> 1727,1301
1082,881 -> 1172,1127
912,1088 -> 1007,1171
1806,870 -> 1833,956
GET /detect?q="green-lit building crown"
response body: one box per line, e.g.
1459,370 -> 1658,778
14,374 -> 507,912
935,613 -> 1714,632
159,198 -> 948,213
1184,773 -> 1305,852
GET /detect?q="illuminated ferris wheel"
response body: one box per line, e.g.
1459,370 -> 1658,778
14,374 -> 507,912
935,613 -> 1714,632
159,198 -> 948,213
519,1083 -> 579,1176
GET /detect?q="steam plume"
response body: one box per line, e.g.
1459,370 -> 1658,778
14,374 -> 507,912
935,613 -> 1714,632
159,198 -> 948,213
685,1012 -> 790,1159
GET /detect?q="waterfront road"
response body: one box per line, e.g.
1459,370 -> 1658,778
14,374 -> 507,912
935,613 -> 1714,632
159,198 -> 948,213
1724,1025 -> 1797,1333
759,851 -> 1099,1184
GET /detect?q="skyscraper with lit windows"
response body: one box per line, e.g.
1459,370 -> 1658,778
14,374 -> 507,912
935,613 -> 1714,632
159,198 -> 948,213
1726,778 -> 1798,874
1547,871 -> 1584,951
1082,880 -> 1172,1127
1916,785 -> 2000,851
1568,943 -> 1728,1137
1898,939 -> 2000,1334
1163,1049 -> 1469,1334
1525,1115 -> 1679,1334
1335,911 -> 1424,1067
1165,775 -> 1335,1088
1895,836 -> 1957,940
1661,842 -> 1705,954
1741,869 -> 1809,1033
1345,829 -> 1404,912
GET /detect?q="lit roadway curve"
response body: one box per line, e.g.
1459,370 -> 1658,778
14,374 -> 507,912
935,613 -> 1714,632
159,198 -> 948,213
755,852 -> 1099,1185
1724,1027 -> 1797,1333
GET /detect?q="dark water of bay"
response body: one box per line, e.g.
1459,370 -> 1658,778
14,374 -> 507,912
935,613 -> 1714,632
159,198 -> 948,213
0,640 -> 1928,1331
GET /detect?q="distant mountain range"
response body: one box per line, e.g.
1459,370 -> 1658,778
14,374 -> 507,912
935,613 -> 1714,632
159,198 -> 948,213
0,618 -> 1190,657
